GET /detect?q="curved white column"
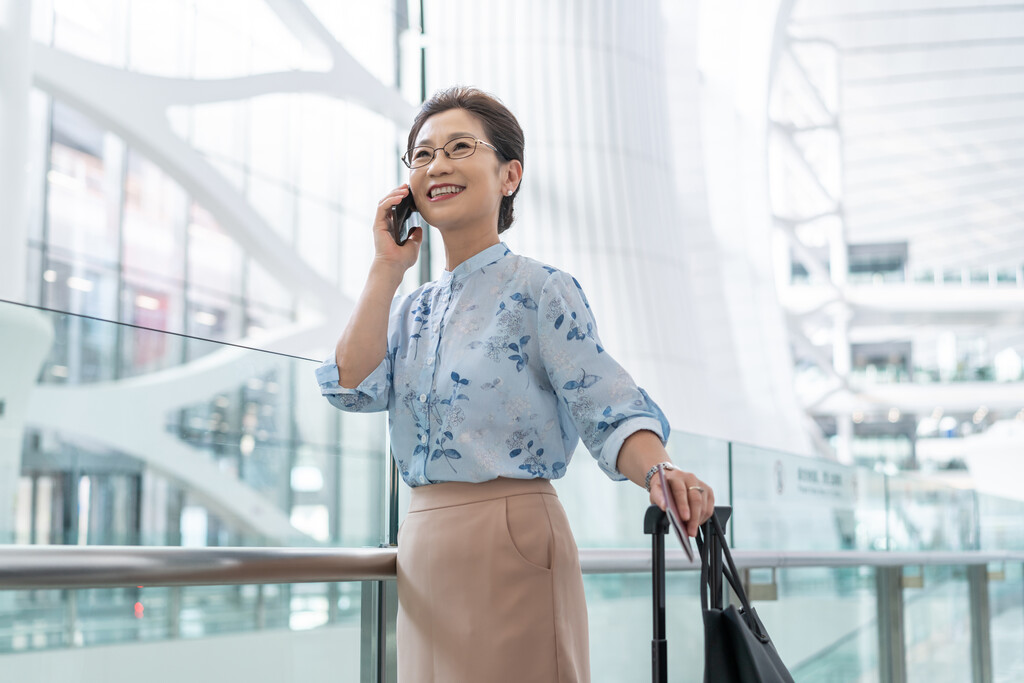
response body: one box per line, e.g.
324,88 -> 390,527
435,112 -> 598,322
423,0 -> 814,458
0,307 -> 54,541
0,0 -> 30,303
0,0 -> 36,540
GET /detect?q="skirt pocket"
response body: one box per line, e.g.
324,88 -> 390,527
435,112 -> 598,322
503,493 -> 554,572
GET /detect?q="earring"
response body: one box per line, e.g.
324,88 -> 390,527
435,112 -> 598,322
506,189 -> 513,196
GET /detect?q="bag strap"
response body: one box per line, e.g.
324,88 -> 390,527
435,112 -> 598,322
698,514 -> 771,643
698,520 -> 711,612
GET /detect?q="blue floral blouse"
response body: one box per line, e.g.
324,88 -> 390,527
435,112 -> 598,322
315,242 -> 670,487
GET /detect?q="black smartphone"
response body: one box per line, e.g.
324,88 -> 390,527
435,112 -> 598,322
389,192 -> 418,246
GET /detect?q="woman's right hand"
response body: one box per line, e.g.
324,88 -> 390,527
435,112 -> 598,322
372,184 -> 423,272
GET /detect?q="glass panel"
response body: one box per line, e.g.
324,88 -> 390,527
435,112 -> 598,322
978,492 -> 1024,551
47,102 -> 123,267
969,268 -> 989,284
730,444 -> 887,551
40,269 -> 120,383
0,581 -> 362,682
990,562 -> 1024,681
187,202 -> 241,297
587,566 -> 883,683
122,150 -> 187,284
767,567 -> 879,682
584,571 -> 704,682
995,268 -> 1016,284
2,297 -> 385,550
903,566 -> 972,683
119,271 -> 186,376
886,477 -> 978,551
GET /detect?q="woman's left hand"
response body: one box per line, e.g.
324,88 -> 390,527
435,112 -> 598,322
648,467 -> 715,538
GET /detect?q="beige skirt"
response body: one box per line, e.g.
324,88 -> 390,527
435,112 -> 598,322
396,477 -> 590,683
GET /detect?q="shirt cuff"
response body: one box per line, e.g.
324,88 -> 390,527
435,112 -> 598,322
316,356 -> 389,409
599,417 -> 668,482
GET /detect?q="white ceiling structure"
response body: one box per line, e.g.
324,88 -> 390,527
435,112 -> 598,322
788,0 -> 1024,271
769,1 -> 1024,460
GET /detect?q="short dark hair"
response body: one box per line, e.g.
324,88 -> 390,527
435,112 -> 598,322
407,86 -> 524,234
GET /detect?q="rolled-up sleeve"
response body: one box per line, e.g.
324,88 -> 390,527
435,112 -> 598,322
316,294 -> 403,414
315,355 -> 391,413
537,271 -> 671,481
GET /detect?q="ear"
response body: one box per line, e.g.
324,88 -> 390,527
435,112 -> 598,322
502,159 -> 523,195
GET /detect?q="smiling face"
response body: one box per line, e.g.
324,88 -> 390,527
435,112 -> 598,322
408,108 -> 521,238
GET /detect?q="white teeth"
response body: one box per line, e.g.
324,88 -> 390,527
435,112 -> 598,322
430,185 -> 464,198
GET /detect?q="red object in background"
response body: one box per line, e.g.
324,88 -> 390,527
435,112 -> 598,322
134,602 -> 144,619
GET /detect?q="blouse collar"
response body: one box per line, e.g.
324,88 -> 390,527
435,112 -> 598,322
442,242 -> 512,283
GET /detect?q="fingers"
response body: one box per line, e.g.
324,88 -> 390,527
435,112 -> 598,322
669,476 -> 691,522
649,480 -> 666,511
375,184 -> 411,219
691,484 -> 715,537
686,489 -> 702,538
647,469 -> 717,537
378,184 -> 410,205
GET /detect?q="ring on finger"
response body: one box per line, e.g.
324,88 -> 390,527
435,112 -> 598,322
688,486 -> 705,493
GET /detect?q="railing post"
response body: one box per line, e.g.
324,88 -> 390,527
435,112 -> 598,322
383,579 -> 398,681
65,589 -> 78,647
968,564 -> 993,683
361,581 -> 380,683
169,586 -> 181,638
361,574 -> 399,683
255,583 -> 266,630
876,566 -> 906,683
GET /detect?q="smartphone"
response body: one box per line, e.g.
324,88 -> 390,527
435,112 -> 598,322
389,192 -> 418,246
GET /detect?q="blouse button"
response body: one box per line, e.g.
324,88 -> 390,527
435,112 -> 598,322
426,357 -> 433,366
432,323 -> 440,332
418,393 -> 427,403
419,434 -> 426,443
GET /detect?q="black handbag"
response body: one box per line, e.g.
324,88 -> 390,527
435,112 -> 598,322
697,512 -> 794,683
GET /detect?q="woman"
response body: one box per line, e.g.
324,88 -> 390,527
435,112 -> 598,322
316,86 -> 715,682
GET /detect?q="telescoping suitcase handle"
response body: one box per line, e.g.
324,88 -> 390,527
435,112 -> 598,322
643,504 -> 732,683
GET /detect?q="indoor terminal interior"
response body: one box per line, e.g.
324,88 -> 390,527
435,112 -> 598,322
1,1 -> 1023,681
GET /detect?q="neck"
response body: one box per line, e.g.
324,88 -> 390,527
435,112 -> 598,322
442,229 -> 501,272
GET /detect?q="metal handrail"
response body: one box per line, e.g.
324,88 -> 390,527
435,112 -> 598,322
1,545 -> 1021,590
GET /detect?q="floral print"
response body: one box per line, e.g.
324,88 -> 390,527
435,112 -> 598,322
315,242 -> 670,487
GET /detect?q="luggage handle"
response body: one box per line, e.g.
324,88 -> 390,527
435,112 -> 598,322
644,505 -> 733,683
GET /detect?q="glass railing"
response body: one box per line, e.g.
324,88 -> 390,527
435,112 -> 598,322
846,365 -> 1020,386
1,297 -> 388,550
2,297 -> 1024,682
794,265 -> 1024,287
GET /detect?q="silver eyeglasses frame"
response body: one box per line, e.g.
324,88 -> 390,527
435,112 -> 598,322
402,136 -> 502,169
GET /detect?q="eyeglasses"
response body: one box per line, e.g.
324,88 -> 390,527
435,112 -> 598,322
402,136 -> 502,169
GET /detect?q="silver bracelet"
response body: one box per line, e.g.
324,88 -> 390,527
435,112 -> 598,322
644,462 -> 676,491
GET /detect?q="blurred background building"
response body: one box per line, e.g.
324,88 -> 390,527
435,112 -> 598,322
1,1 -> 1023,681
